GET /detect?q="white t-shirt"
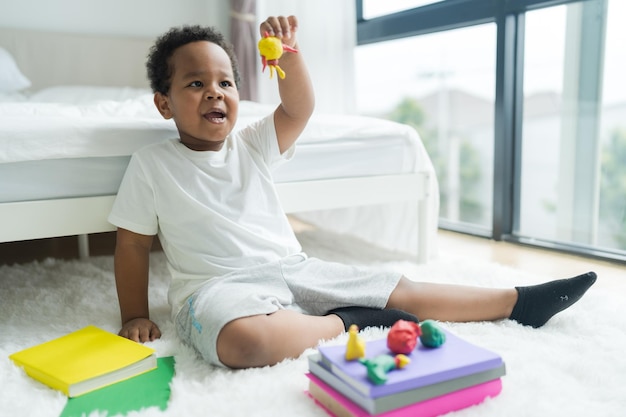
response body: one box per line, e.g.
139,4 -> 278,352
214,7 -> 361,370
108,114 -> 302,315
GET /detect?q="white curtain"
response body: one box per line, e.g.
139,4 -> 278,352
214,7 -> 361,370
256,0 -> 356,114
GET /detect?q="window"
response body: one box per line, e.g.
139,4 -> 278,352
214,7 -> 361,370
356,0 -> 626,261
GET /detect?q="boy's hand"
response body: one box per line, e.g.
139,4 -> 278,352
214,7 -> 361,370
260,15 -> 299,48
119,317 -> 161,343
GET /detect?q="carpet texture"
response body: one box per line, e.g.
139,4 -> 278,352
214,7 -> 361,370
1,229 -> 624,417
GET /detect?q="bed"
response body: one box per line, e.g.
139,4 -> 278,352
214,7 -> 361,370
0,27 -> 438,263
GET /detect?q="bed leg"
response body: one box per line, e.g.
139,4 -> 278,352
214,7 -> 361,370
77,234 -> 90,259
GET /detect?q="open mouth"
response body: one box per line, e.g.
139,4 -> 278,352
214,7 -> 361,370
204,111 -> 226,123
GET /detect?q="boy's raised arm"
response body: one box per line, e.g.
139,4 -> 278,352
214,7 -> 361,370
114,228 -> 161,343
260,16 -> 315,154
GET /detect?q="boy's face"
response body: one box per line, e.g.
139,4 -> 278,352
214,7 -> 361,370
154,41 -> 239,151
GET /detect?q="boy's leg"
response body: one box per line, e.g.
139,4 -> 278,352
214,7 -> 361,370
386,272 -> 596,327
217,310 -> 344,368
216,307 -> 419,369
387,280 -> 518,322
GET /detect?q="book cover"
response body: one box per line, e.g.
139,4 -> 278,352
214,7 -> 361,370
9,325 -> 157,397
308,353 -> 506,414
317,328 -> 503,398
60,356 -> 175,417
306,373 -> 503,417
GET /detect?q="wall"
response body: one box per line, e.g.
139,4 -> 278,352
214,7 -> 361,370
257,0 -> 357,113
0,0 -> 229,37
0,0 -> 357,113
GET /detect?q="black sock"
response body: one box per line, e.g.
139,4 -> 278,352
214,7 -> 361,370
509,271 -> 597,328
327,306 -> 419,331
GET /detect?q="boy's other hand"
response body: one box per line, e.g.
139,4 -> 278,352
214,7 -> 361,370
260,15 -> 299,48
119,317 -> 162,343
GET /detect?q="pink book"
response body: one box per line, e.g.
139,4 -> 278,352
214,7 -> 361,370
306,373 -> 502,417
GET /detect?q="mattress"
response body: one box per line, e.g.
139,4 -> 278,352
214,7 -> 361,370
0,93 -> 427,203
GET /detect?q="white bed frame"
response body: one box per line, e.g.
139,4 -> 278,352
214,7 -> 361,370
0,174 -> 432,262
0,28 -> 434,263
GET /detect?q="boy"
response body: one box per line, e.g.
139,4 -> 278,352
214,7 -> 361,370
109,16 -> 596,369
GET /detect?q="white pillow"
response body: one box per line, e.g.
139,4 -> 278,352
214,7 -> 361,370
0,47 -> 31,93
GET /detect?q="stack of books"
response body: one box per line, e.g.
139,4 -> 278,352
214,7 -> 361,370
307,327 -> 506,417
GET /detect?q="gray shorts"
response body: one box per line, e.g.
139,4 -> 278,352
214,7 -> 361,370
175,253 -> 402,367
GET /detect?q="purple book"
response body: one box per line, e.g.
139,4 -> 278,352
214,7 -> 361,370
318,328 -> 503,398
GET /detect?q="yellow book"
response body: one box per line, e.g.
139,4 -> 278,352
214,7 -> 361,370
9,325 -> 157,397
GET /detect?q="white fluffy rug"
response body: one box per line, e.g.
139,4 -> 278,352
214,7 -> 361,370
1,229 -> 625,417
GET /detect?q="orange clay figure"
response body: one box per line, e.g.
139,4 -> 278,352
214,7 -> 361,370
258,31 -> 298,79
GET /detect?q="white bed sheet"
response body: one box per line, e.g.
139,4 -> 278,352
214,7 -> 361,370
0,93 -> 428,199
0,95 -> 423,169
0,94 -> 175,163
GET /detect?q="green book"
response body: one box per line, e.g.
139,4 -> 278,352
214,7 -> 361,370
60,356 -> 175,417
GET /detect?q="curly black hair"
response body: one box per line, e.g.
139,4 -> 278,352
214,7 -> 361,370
146,25 -> 241,94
